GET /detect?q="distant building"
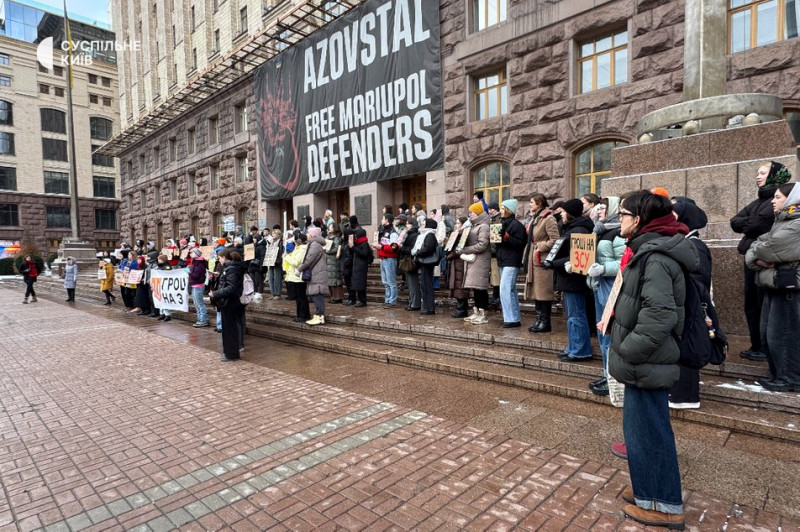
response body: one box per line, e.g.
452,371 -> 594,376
0,0 -> 120,254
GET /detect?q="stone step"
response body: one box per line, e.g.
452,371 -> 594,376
26,279 -> 800,443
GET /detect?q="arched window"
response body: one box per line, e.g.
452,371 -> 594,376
0,100 -> 12,126
574,140 -> 628,196
472,161 -> 510,205
191,216 -> 200,239
156,222 -> 163,249
142,224 -> 149,246
172,219 -> 181,240
40,108 -> 66,133
237,206 -> 251,228
212,212 -> 223,238
90,117 -> 113,140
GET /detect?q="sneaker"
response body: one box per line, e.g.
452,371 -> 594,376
740,349 -> 767,361
193,322 -> 210,328
668,401 -> 700,409
590,381 -> 609,396
611,442 -> 627,459
623,504 -> 685,530
760,378 -> 798,392
382,303 -> 396,309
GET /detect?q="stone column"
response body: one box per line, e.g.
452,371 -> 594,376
683,0 -> 727,102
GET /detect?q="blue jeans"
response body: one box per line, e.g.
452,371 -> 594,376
594,276 -> 614,377
380,258 -> 398,304
269,266 -> 283,297
563,290 -> 592,358
216,311 -> 222,331
500,266 -> 520,323
192,286 -> 208,324
623,386 -> 684,514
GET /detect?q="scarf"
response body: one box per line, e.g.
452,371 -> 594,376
761,161 -> 792,191
412,228 -> 436,255
355,236 -> 369,245
636,214 -> 689,238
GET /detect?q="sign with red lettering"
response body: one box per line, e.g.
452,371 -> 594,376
570,233 -> 596,275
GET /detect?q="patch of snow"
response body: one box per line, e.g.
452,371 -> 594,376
789,424 -> 796,429
498,399 -> 509,405
716,380 -> 773,393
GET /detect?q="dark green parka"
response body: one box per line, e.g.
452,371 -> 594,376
608,232 -> 699,389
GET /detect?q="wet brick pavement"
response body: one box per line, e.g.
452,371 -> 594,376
0,288 -> 798,531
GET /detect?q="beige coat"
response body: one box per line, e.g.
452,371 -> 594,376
461,212 -> 491,290
524,210 -> 560,301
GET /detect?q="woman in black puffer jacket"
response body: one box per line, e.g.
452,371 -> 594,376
210,249 -> 246,361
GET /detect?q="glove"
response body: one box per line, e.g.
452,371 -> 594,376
502,233 -> 509,242
541,260 -> 552,270
587,263 -> 605,277
455,247 -> 463,255
564,262 -> 572,273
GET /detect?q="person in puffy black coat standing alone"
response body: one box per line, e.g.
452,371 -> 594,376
545,199 -> 594,360
210,249 -> 246,362
496,199 -> 527,328
730,161 -> 791,361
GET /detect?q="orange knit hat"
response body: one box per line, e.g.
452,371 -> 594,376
469,202 -> 485,215
651,187 -> 669,197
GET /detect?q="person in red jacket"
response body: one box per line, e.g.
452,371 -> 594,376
374,213 -> 399,308
20,256 -> 38,304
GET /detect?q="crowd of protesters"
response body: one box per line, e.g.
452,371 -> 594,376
18,158 -> 797,529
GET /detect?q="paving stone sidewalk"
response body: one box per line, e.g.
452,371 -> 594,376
0,289 -> 797,531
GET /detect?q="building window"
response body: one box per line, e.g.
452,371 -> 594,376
0,53 -> 9,65
92,145 -> 114,167
153,146 -> 161,168
191,216 -> 200,238
127,195 -> 133,211
574,140 -> 629,196
578,29 -> 628,94
95,209 -> 117,230
729,0 -> 800,52
213,0 -> 219,12
42,138 -> 68,161
208,116 -> 219,144
169,178 -> 177,201
39,64 -> 49,73
102,97 -> 112,107
187,127 -> 196,154
169,137 -> 177,161
90,117 -> 113,140
235,156 -> 248,183
785,110 -> 800,159
0,132 -> 15,155
88,74 -> 98,84
473,0 -> 507,31
54,87 -> 64,97
472,161 -> 510,205
155,185 -> 162,205
140,189 -> 146,208
44,170 -> 69,194
53,66 -> 64,76
0,76 -> 11,87
213,29 -> 221,53
46,206 -> 71,228
139,153 -> 146,173
172,219 -> 181,238
191,48 -> 198,71
0,100 -> 12,126
0,167 -> 17,191
323,1 -> 345,22
0,204 -> 19,226
474,69 -> 508,121
234,102 -> 247,133
213,212 -> 223,237
188,171 -> 197,196
39,83 -> 50,94
239,6 -> 248,34
102,76 -> 111,87
237,207 -> 251,227
93,176 -> 115,198
191,5 -> 196,29
89,94 -> 98,104
41,108 -> 66,133
209,164 -> 219,190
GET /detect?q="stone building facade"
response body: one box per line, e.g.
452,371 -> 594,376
0,0 -> 120,254
438,0 -> 800,211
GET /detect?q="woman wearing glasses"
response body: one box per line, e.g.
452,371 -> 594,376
608,191 -> 698,529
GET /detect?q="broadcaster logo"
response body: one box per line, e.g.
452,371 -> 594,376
36,36 -> 140,68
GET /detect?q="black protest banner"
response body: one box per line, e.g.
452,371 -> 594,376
255,0 -> 443,200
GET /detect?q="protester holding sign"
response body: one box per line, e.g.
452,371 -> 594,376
209,249 -> 246,361
99,258 -> 116,305
458,202 -> 492,325
447,217 -> 471,318
523,194 -> 560,333
543,199 -> 594,360
189,248 -> 210,328
154,256 -> 174,322
267,226 -> 284,299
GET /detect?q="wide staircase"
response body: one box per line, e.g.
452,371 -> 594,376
22,267 -> 800,444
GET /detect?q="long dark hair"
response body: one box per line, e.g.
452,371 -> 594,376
778,182 -> 796,197
620,190 -> 673,229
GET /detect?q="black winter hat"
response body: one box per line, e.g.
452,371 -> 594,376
384,213 -> 394,224
349,215 -> 359,227
673,197 -> 708,230
488,201 -> 500,212
562,199 -> 584,218
425,219 -> 438,229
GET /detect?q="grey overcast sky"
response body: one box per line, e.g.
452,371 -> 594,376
34,0 -> 111,27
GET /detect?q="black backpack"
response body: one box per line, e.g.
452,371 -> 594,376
637,252 -> 728,369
